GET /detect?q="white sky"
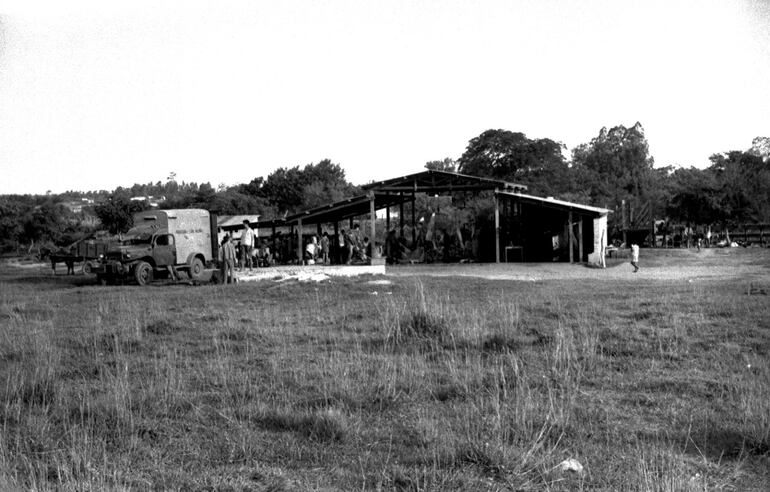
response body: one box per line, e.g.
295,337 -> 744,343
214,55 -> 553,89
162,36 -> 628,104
1,0 -> 769,194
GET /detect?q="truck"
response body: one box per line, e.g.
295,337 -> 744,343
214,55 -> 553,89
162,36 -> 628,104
95,209 -> 219,285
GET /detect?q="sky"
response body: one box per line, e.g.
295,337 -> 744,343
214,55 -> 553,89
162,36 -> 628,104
1,0 -> 769,195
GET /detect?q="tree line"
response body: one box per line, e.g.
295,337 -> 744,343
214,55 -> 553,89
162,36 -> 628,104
1,125 -> 768,254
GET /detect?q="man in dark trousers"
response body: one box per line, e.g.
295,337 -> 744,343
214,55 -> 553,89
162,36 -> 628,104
219,234 -> 237,284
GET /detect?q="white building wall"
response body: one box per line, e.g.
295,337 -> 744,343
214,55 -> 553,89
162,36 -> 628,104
587,214 -> 608,265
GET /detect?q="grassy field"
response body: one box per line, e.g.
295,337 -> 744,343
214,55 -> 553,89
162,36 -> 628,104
0,250 -> 769,490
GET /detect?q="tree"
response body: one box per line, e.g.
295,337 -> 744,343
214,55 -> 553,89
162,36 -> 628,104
257,159 -> 360,215
14,199 -> 74,248
425,158 -> 457,172
749,136 -> 770,162
95,194 -> 148,234
709,150 -> 770,224
571,122 -> 655,207
665,167 -> 723,224
457,129 -> 571,197
0,197 -> 29,251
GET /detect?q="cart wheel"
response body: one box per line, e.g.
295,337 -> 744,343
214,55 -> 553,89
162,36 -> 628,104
82,261 -> 94,275
134,261 -> 153,286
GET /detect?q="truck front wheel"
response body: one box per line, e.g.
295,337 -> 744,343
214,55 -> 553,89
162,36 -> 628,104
134,261 -> 153,286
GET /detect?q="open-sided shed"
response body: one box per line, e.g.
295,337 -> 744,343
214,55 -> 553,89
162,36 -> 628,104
240,170 -> 527,264
495,191 -> 610,264
280,170 -> 528,263
220,169 -> 610,265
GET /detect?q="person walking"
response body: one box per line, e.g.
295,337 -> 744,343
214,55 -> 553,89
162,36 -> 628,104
220,234 -> 237,284
240,220 -> 255,271
630,242 -> 640,273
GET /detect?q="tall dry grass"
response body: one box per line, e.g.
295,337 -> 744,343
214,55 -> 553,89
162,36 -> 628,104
0,267 -> 768,489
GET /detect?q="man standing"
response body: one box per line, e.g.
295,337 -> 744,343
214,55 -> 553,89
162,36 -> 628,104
220,234 -> 237,284
631,242 -> 640,273
240,220 -> 255,271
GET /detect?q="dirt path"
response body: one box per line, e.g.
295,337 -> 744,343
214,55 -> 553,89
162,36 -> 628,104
386,248 -> 770,282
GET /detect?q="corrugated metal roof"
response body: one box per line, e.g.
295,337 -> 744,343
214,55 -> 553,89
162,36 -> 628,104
362,169 -> 527,193
496,191 -> 611,216
217,215 -> 260,229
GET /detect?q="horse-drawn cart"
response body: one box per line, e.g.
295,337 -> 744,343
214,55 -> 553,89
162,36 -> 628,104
50,238 -> 114,275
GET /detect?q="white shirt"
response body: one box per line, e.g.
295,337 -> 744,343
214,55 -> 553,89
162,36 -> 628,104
241,227 -> 255,247
631,244 -> 639,262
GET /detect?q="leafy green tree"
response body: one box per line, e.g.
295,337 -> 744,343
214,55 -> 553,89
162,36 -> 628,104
457,129 -> 571,197
709,150 -> 770,224
571,122 -> 655,211
749,136 -> 770,161
94,194 -> 148,234
257,159 -> 360,215
425,158 -> 457,172
665,167 -> 723,224
0,197 -> 30,251
15,199 -> 74,249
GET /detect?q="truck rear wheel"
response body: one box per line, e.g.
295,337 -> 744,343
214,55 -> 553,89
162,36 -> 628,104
83,261 -> 94,275
189,257 -> 205,281
134,261 -> 153,286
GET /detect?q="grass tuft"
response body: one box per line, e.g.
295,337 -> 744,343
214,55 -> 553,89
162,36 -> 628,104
256,406 -> 348,442
145,319 -> 183,335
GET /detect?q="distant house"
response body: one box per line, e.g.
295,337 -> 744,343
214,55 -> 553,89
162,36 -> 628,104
61,198 -> 95,214
129,195 -> 166,208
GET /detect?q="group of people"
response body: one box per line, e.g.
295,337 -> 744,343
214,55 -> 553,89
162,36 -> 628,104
305,225 -> 371,265
218,220 -> 274,284
217,221 -> 377,283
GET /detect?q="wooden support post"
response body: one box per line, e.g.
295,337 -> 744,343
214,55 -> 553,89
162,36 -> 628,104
271,223 -> 276,257
297,219 -> 303,265
621,200 -> 627,247
567,210 -> 575,263
399,192 -> 404,238
494,189 -> 500,263
578,217 -> 583,262
386,192 -> 391,232
290,225 -> 295,262
369,191 -> 377,258
316,222 -> 322,237
411,190 -> 416,245
334,222 -> 339,263
349,217 -> 353,229
651,216 -> 656,248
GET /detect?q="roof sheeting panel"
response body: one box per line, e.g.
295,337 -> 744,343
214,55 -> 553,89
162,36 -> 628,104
284,193 -> 411,225
497,191 -> 611,216
217,215 -> 261,229
363,170 -> 527,193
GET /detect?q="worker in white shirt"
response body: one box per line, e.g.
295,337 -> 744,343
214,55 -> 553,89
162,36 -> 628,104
240,220 -> 255,271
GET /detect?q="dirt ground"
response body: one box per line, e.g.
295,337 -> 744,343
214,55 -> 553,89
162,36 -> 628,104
3,247 -> 769,285
387,247 -> 770,283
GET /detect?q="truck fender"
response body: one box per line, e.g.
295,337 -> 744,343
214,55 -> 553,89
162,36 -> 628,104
185,252 -> 204,268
